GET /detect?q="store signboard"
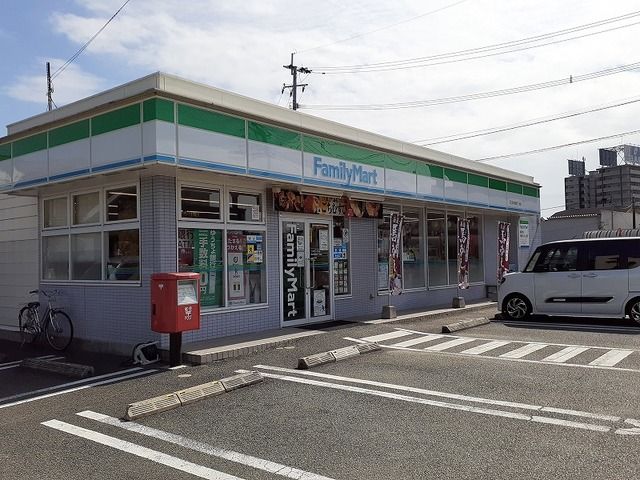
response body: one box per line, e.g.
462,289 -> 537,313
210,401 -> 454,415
273,189 -> 382,218
303,153 -> 385,192
519,219 -> 530,248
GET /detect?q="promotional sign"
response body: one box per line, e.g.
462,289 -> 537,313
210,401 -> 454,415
227,252 -> 245,303
388,213 -> 404,295
497,222 -> 511,283
457,218 -> 470,289
519,219 -> 530,248
273,189 -> 382,218
192,229 -> 223,307
282,222 -> 305,321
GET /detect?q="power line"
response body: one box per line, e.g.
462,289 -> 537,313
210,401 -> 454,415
311,10 -> 640,74
51,0 -> 132,80
297,0 -> 470,55
476,128 -> 640,163
300,59 -> 640,111
413,95 -> 640,145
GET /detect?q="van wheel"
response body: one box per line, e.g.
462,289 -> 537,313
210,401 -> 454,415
627,298 -> 640,326
503,294 -> 532,320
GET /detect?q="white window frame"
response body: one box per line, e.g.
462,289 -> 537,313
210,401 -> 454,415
226,188 -> 266,225
104,183 -> 140,225
178,181 -> 224,223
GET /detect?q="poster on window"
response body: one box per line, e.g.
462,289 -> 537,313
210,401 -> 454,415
227,252 -> 245,304
497,221 -> 511,282
457,218 -> 470,289
388,212 -> 404,295
192,229 -> 223,307
273,189 -> 382,218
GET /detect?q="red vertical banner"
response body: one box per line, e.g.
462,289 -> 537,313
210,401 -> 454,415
388,212 -> 404,295
457,218 -> 470,289
497,221 -> 511,282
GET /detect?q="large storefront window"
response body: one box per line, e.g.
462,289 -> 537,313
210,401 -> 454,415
403,207 -> 425,289
227,230 -> 267,305
447,213 -> 462,285
333,217 -> 350,295
469,215 -> 483,283
41,184 -> 140,282
178,228 -> 224,308
427,210 -> 447,286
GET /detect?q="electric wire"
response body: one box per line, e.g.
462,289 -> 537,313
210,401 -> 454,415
301,60 -> 640,110
311,10 -> 640,73
51,0 -> 132,80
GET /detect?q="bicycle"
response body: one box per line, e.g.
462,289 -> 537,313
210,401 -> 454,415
18,289 -> 74,351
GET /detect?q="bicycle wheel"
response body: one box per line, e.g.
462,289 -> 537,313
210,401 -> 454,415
18,306 -> 39,345
45,311 -> 73,351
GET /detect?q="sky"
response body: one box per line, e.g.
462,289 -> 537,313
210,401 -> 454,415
1,0 -> 640,216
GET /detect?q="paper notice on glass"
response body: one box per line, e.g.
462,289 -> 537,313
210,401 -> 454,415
319,230 -> 329,251
251,205 -> 260,221
313,289 -> 326,316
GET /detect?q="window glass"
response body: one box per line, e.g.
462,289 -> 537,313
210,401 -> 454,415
228,191 -> 262,222
535,245 -> 578,272
427,210 -> 447,286
625,240 -> 640,269
524,248 -> 542,272
403,207 -> 425,288
44,197 -> 68,228
43,235 -> 69,280
181,186 -> 221,220
333,217 -> 350,295
469,216 -> 483,282
178,228 -> 224,307
226,230 -> 267,305
73,191 -> 100,225
377,206 -> 400,291
106,186 -> 137,222
71,233 -> 101,280
105,229 -> 139,280
586,241 -> 624,270
447,213 -> 462,284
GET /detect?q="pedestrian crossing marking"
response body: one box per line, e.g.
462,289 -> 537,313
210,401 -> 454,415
589,349 -> 633,367
425,337 -> 476,352
542,346 -> 590,363
360,331 -> 412,343
461,340 -> 511,355
499,343 -> 548,359
392,334 -> 445,348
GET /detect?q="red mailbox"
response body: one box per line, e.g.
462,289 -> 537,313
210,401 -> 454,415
151,272 -> 201,333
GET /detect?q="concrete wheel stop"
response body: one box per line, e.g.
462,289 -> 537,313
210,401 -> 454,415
297,342 -> 381,369
442,316 -> 489,333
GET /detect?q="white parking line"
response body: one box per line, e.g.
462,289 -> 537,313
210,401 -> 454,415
42,420 -> 244,480
425,337 -> 476,351
461,341 -> 511,355
391,334 -> 446,348
0,368 -> 154,410
543,346 -> 590,363
360,331 -> 413,343
499,343 -> 548,359
0,355 -> 61,371
589,349 -> 634,367
78,411 -> 336,480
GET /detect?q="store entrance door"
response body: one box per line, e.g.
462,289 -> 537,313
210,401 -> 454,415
280,217 -> 333,326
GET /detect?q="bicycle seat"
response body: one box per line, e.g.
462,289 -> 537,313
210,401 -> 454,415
27,301 -> 40,309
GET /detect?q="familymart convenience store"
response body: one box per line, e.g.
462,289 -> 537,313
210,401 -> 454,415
0,73 -> 540,353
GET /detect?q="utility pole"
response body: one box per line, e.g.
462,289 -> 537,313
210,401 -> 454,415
282,53 -> 311,110
46,62 -> 54,111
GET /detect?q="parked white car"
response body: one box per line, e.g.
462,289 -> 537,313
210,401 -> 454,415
498,237 -> 640,324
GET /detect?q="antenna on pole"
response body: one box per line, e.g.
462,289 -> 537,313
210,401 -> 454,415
282,53 -> 311,110
46,62 -> 54,111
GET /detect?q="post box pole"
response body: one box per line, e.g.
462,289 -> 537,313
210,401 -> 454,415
169,332 -> 182,367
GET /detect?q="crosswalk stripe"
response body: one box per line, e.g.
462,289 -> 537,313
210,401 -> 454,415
425,337 -> 476,351
499,343 -> 548,359
589,349 -> 634,367
543,346 -> 590,363
391,334 -> 446,348
360,331 -> 413,343
460,340 -> 511,355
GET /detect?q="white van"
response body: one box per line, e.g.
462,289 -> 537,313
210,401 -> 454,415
498,237 -> 640,324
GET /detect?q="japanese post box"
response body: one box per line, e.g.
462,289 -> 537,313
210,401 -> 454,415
151,272 -> 200,333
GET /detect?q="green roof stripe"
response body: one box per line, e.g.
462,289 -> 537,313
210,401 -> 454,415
386,154 -> 416,173
303,135 -> 385,167
92,104 -> 141,136
416,162 -> 443,178
523,185 -> 539,198
13,133 -> 47,157
178,104 -> 245,138
0,143 -> 10,162
489,178 -> 507,191
143,98 -> 174,123
444,168 -> 467,184
49,120 -> 90,148
248,122 -> 301,150
468,173 -> 488,187
507,182 -> 523,194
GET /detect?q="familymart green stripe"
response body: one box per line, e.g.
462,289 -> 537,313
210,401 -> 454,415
468,173 -> 488,187
92,104 -> 141,136
303,135 -> 385,167
489,178 -> 506,191
178,104 -> 245,138
523,185 -> 539,198
507,182 -> 523,194
143,98 -> 174,123
386,154 -> 416,173
416,162 -> 443,178
13,133 -> 47,157
49,120 -> 90,148
0,143 -> 10,162
248,122 -> 301,149
444,168 -> 467,184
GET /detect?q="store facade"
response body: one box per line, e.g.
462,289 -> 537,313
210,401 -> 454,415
0,73 -> 540,353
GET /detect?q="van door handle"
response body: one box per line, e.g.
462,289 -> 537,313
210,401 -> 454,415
567,273 -> 581,278
583,273 -> 598,278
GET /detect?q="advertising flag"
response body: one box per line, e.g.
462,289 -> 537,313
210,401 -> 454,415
497,222 -> 511,282
388,212 -> 404,295
457,218 -> 470,289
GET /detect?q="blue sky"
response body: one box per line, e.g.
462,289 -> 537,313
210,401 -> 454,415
2,0 -> 640,214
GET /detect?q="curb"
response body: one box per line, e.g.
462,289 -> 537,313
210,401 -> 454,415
297,342 -> 381,369
125,371 -> 263,420
21,358 -> 95,378
361,302 -> 497,325
442,317 -> 490,333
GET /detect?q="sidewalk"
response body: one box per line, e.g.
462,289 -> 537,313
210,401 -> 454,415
182,300 -> 497,365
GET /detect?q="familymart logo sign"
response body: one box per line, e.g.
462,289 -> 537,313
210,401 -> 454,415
306,155 -> 383,190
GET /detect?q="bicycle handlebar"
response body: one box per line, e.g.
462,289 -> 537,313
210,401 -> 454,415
30,289 -> 63,298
